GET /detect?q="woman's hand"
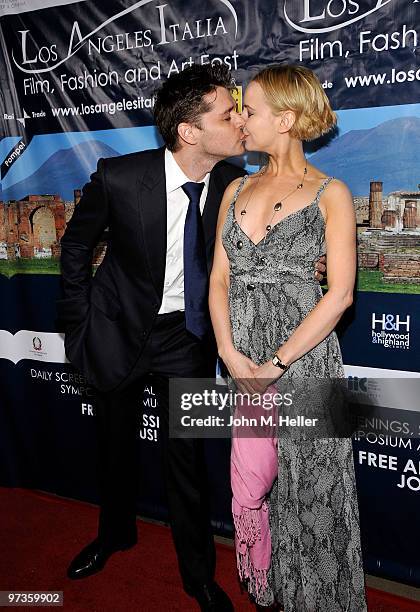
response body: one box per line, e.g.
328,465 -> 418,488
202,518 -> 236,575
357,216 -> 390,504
221,347 -> 260,394
314,254 -> 327,282
252,360 -> 284,394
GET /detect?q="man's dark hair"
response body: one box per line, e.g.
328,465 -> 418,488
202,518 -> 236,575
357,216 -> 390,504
154,64 -> 234,151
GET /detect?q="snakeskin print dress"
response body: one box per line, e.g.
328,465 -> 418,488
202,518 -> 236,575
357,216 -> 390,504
222,175 -> 367,611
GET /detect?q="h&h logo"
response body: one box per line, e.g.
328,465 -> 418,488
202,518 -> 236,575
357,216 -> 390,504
372,314 -> 410,332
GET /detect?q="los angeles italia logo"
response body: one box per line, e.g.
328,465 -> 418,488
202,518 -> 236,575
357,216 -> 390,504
12,0 -> 238,75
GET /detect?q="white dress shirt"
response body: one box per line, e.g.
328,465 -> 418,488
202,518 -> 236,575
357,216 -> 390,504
158,148 -> 210,314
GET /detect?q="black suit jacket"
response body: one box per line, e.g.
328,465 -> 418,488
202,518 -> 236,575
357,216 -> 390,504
56,146 -> 245,392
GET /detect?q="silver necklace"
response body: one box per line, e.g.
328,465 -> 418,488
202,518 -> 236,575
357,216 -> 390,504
238,160 -> 308,249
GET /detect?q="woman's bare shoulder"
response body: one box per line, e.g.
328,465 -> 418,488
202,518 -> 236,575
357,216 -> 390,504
323,177 -> 352,202
217,176 -> 246,224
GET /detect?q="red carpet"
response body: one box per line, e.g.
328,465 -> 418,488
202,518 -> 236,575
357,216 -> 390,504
0,488 -> 419,611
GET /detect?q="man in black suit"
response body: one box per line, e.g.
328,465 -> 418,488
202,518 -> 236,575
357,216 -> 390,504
58,64 -> 325,611
58,65 -> 247,611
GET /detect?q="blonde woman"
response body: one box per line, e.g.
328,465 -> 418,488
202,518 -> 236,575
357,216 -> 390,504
209,66 -> 367,611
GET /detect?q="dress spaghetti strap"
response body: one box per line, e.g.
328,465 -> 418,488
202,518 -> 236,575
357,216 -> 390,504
314,176 -> 334,204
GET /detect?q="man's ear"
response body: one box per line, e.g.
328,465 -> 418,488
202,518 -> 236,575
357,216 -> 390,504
177,122 -> 199,146
277,110 -> 296,135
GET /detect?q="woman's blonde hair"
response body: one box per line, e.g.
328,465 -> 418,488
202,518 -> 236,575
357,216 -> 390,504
252,65 -> 336,141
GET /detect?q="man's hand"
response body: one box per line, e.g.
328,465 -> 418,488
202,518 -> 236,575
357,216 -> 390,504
314,254 -> 327,282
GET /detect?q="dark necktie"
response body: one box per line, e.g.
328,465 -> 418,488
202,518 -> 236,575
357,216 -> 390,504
182,181 -> 209,339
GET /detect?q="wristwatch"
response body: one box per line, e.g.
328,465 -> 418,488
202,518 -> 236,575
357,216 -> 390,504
272,354 -> 289,371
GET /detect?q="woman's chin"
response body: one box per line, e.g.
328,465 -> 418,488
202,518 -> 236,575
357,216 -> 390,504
244,140 -> 261,153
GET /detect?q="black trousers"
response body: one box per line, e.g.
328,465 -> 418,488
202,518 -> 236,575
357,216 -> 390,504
94,311 -> 216,590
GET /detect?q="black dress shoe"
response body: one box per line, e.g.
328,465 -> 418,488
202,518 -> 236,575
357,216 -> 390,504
67,538 -> 136,580
186,582 -> 234,611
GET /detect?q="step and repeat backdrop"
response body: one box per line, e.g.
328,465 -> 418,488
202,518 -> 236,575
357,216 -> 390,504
1,0 -> 420,586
